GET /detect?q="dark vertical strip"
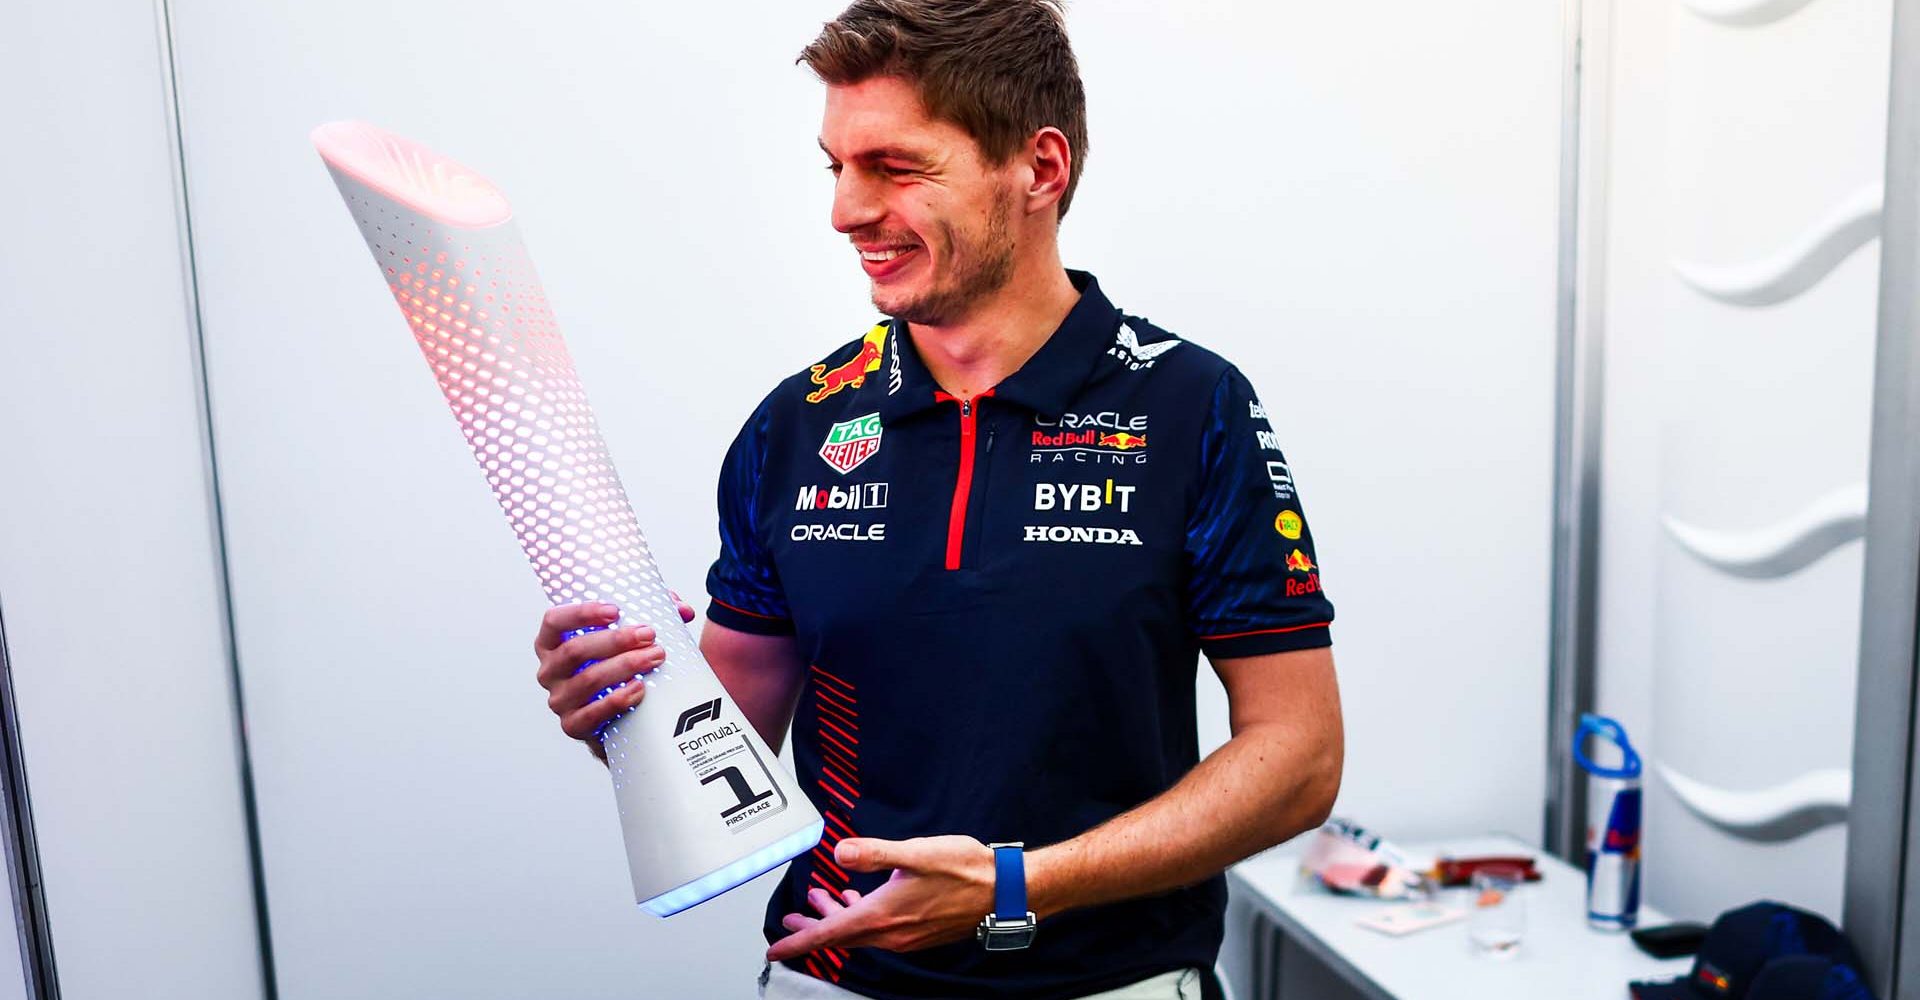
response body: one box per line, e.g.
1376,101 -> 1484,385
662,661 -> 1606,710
0,602 -> 58,999
1544,0 -> 1604,862
1845,1 -> 1920,995
150,2 -> 279,997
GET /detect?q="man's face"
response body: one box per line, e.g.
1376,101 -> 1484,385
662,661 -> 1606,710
820,76 -> 1018,326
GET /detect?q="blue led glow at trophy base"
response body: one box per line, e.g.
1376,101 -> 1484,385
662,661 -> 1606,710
312,121 -> 823,914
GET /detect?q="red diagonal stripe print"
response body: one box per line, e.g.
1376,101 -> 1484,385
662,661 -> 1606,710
817,728 -> 859,764
815,696 -> 860,730
811,846 -> 848,882
817,715 -> 860,749
814,682 -> 860,717
817,779 -> 857,812
819,766 -> 860,802
793,661 -> 859,991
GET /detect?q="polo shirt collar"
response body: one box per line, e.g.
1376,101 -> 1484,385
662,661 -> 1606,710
876,270 -> 1121,423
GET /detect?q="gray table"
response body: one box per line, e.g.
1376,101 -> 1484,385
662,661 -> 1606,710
1227,835 -> 1693,1000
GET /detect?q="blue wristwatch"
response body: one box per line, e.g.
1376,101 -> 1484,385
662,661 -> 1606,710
976,842 -> 1038,951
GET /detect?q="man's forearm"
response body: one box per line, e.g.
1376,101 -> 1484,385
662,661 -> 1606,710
1026,719 -> 1340,920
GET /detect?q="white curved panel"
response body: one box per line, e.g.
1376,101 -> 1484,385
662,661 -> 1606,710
1662,482 -> 1867,578
1671,185 -> 1881,306
1658,763 -> 1851,842
1679,0 -> 1822,27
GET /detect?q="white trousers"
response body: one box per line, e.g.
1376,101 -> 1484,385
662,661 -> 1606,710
758,960 -> 1203,1000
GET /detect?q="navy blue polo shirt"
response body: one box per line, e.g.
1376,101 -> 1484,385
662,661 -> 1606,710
704,271 -> 1333,1000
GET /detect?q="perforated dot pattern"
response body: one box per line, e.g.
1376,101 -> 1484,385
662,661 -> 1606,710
326,168 -> 698,700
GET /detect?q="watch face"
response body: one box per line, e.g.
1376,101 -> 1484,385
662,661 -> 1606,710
982,926 -> 1037,951
978,915 -> 1038,951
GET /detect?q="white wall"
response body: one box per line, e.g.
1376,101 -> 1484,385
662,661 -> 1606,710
1589,0 -> 1888,923
1066,1 -> 1562,846
0,2 -> 1562,996
0,2 -> 268,997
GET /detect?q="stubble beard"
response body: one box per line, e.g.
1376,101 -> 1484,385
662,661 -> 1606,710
874,189 -> 1016,327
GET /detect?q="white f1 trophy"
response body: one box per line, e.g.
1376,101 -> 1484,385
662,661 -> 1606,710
312,121 -> 822,916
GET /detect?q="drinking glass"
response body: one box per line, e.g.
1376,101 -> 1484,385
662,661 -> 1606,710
1468,864 -> 1527,959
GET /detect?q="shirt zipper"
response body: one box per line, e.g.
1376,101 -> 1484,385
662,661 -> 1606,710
936,389 -> 995,570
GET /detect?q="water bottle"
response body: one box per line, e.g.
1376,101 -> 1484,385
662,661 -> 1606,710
1574,713 -> 1642,930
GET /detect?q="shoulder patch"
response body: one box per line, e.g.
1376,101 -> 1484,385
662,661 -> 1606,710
1108,320 -> 1183,372
805,323 -> 889,404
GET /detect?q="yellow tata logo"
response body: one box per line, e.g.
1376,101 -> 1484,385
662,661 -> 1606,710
1274,509 -> 1303,540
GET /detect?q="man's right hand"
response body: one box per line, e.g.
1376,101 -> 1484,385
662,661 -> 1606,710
534,601 -> 687,761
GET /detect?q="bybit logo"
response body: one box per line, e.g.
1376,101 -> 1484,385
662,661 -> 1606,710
1033,479 -> 1136,513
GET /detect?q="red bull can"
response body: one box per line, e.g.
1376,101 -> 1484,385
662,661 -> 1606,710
1575,714 -> 1642,930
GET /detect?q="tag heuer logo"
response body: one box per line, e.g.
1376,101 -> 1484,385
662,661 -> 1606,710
820,413 -> 884,475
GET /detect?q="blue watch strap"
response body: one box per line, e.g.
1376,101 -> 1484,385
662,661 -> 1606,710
993,844 -> 1026,919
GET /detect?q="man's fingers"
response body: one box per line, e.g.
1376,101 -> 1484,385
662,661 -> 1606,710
842,889 -> 862,905
536,625 -> 657,689
767,909 -> 867,961
547,644 -> 665,713
667,590 -> 696,624
559,676 -> 649,742
806,887 -> 845,917
835,836 -> 919,873
534,602 -> 620,655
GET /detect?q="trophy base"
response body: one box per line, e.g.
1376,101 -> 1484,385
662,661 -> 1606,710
639,818 -> 826,917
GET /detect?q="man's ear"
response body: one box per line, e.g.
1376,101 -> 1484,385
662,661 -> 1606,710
1025,127 -> 1072,217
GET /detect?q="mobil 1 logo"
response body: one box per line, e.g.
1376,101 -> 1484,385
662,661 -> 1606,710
671,698 -> 788,833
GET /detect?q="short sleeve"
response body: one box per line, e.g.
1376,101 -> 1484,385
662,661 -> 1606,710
703,393 -> 794,636
1185,366 -> 1335,658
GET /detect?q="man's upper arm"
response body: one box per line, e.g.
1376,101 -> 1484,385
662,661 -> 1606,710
1210,646 -> 1341,739
700,620 -> 807,751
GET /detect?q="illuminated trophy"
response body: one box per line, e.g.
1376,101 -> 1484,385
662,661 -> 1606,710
312,121 -> 822,916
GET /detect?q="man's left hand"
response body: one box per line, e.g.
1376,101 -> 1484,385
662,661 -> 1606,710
765,835 -> 995,960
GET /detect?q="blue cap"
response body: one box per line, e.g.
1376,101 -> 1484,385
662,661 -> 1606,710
1629,902 -> 1862,1000
1747,955 -> 1875,1000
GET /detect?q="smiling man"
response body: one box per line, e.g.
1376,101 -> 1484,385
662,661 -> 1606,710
531,2 -> 1343,998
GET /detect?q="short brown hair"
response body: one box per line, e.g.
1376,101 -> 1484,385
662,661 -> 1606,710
799,0 -> 1090,220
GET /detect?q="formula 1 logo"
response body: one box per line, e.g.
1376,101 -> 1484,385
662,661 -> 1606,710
806,325 -> 888,404
672,698 -> 723,736
819,413 -> 884,475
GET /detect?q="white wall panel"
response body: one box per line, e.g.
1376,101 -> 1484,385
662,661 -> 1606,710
168,1 -> 1561,995
1592,0 -> 1889,922
0,2 -> 268,997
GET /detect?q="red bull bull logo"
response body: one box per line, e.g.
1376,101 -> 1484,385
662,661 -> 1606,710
805,325 -> 887,404
1096,432 -> 1147,450
1285,548 -> 1316,574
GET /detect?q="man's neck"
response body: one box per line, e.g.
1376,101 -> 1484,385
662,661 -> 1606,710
907,254 -> 1081,400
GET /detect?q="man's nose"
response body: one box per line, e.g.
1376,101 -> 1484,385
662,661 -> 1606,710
831,170 -> 883,234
